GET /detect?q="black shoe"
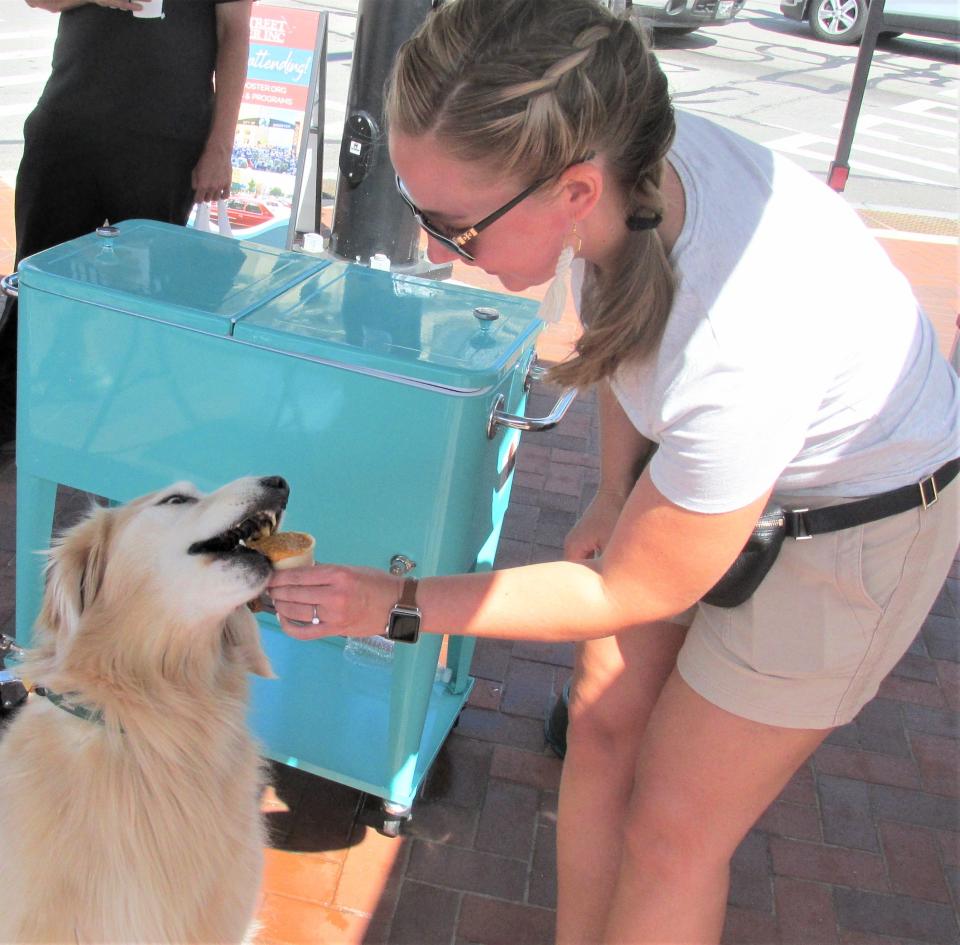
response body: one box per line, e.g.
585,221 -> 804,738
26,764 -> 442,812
544,678 -> 571,759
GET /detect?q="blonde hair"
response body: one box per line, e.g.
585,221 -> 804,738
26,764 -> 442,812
386,0 -> 676,388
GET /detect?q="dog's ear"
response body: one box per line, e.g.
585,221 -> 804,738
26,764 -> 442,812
223,608 -> 275,678
39,507 -> 113,641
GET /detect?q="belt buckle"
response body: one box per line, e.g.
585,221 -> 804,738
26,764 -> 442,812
919,475 -> 939,510
788,508 -> 812,539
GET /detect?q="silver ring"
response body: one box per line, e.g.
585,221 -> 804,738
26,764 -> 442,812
289,606 -> 321,629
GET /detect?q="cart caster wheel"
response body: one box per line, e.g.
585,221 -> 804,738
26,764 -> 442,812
380,801 -> 411,838
381,817 -> 403,838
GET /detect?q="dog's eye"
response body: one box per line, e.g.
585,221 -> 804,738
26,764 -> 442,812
157,494 -> 196,506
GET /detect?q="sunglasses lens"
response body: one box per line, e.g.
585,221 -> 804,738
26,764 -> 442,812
395,177 -> 474,261
418,220 -> 473,261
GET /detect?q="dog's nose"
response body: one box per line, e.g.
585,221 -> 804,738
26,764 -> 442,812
260,476 -> 290,500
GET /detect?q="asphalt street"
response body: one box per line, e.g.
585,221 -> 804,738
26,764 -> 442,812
654,0 -> 958,217
0,0 -> 955,219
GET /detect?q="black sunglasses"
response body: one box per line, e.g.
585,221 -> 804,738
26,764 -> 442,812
395,173 -> 550,261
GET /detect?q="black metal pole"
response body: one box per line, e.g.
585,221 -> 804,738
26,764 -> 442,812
329,0 -> 433,266
828,0 -> 886,192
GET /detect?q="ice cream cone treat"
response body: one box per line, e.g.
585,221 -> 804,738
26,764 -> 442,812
247,531 -> 315,570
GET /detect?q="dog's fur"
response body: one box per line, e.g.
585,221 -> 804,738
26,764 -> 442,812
0,476 -> 287,944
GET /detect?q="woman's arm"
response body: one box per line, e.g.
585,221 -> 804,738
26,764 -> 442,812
597,379 -> 655,499
268,472 -> 771,643
191,0 -> 251,204
565,381 -> 655,559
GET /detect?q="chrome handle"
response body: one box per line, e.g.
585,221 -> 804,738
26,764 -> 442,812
487,387 -> 577,439
1,273 -> 19,299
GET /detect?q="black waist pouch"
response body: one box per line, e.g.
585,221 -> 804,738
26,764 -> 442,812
698,457 -> 958,609
701,504 -> 786,608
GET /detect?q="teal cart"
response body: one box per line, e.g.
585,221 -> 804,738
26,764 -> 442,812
7,220 -> 573,832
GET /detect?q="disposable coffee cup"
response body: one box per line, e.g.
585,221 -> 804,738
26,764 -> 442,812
132,0 -> 164,19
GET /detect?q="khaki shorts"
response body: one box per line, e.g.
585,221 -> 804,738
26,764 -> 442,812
676,478 -> 960,730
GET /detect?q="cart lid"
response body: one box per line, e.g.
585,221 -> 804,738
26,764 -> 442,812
233,261 -> 543,391
17,219 -> 329,335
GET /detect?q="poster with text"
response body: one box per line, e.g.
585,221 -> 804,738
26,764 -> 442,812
207,5 -> 322,241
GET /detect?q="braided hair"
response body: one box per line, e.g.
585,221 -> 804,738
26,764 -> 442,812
386,0 -> 676,388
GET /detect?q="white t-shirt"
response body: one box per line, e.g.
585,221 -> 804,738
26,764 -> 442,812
581,111 -> 959,514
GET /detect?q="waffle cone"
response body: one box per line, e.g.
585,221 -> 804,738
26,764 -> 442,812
247,531 -> 315,570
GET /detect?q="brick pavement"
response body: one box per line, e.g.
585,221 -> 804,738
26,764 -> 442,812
0,193 -> 957,942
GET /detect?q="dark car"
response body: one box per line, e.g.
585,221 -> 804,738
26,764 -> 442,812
628,0 -> 747,36
779,0 -> 960,44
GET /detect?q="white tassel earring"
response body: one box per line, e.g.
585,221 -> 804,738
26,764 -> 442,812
537,224 -> 581,324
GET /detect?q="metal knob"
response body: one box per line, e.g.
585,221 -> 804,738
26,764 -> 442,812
389,555 -> 416,575
473,307 -> 500,327
96,221 -> 119,238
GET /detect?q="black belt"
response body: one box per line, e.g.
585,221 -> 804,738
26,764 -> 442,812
785,457 -> 959,539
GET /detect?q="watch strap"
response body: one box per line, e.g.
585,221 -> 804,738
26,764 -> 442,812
398,577 -> 418,608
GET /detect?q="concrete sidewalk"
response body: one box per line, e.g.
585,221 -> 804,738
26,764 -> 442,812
0,205 -> 957,944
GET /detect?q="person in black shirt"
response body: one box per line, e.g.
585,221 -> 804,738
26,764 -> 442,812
0,0 -> 252,449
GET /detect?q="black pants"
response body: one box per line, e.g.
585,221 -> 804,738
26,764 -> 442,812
0,110 -> 204,435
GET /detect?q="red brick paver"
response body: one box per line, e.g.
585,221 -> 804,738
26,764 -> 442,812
0,216 -> 956,944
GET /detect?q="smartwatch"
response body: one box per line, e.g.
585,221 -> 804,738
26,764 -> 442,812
384,577 -> 421,644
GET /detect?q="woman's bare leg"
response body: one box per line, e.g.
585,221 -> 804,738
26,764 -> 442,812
602,671 -> 830,944
556,621 -> 687,945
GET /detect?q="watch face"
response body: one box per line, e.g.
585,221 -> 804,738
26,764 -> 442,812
389,611 -> 420,643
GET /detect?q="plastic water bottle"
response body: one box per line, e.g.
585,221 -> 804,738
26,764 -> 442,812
343,635 -> 396,668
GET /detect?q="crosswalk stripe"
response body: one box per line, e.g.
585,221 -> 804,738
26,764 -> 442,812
0,73 -> 44,88
854,126 -> 957,156
765,132 -> 944,187
845,140 -> 955,174
849,114 -> 957,141
895,100 -> 957,122
0,47 -> 52,62
0,30 -> 57,41
0,102 -> 33,118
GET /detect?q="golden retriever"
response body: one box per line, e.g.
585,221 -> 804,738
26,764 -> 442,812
0,475 -> 290,944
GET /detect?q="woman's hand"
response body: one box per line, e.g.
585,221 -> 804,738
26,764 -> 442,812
564,488 -> 628,561
192,145 -> 233,206
267,564 -> 402,641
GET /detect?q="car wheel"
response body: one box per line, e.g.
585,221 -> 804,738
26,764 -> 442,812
808,0 -> 866,43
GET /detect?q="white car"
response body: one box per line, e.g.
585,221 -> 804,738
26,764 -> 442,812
779,0 -> 960,44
